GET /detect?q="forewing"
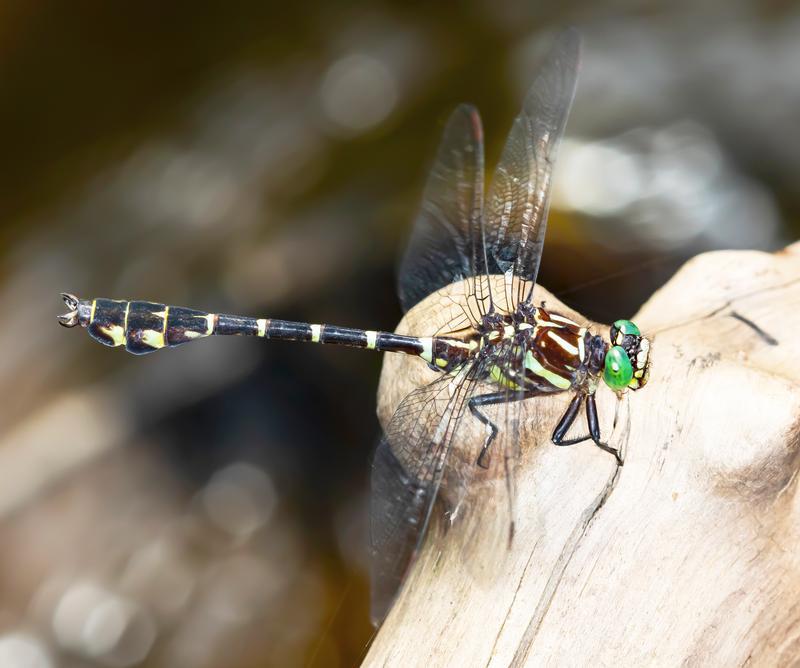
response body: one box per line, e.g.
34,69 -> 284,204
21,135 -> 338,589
369,365 -> 478,625
398,104 -> 485,313
485,29 -> 580,308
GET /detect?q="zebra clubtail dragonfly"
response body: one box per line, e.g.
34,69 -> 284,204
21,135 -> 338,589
59,29 -> 651,624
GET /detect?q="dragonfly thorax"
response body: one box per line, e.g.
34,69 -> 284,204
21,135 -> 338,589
470,306 -> 593,392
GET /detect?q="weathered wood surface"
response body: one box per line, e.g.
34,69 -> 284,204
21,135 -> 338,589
366,243 -> 800,667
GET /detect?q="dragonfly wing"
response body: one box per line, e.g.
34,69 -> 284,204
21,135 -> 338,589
398,104 -> 485,314
448,345 -> 527,579
369,438 -> 430,625
485,29 -> 580,309
369,366 -> 478,625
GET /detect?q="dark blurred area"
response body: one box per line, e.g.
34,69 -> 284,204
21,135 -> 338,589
0,2 -> 797,667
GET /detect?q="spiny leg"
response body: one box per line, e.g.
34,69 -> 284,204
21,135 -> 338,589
552,393 -> 622,465
469,390 -> 541,469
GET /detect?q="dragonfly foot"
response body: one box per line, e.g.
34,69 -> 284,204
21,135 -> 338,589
593,440 -> 623,467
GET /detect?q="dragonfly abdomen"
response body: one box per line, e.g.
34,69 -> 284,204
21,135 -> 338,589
79,298 -> 217,354
59,294 -> 450,359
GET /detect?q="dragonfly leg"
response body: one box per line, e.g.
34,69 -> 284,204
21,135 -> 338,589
552,393 -> 622,465
551,393 -> 585,445
470,390 -> 539,469
586,394 -> 623,465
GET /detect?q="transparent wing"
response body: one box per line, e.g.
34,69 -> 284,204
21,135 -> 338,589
397,104 -> 485,313
450,341 -> 526,581
369,345 -> 563,621
485,29 -> 580,309
369,438 -> 428,625
369,364 -> 480,625
447,336 -> 565,583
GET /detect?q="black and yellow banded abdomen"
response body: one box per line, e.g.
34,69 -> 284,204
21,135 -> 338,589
87,299 -> 216,355
63,294 -> 455,360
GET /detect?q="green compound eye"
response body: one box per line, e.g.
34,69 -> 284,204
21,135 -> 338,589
604,346 -> 633,391
610,319 -> 641,346
613,319 -> 640,337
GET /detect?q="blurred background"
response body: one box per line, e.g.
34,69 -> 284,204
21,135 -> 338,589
0,2 -> 798,666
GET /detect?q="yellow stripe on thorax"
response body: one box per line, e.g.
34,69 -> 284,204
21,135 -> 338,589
546,330 -> 578,356
489,364 -> 523,390
524,350 -> 571,390
547,313 -> 580,326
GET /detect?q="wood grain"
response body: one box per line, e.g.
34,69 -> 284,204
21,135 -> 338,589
366,242 -> 800,667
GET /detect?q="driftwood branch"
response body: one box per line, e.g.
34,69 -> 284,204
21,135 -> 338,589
366,243 -> 800,666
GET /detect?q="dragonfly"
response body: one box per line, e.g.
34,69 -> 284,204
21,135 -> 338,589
58,29 -> 650,624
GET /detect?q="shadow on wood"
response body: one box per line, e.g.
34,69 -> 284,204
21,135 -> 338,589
366,243 -> 800,666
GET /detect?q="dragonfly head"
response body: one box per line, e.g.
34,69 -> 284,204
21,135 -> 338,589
602,319 -> 650,393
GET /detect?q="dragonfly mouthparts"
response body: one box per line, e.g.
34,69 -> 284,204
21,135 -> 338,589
58,293 -> 80,328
